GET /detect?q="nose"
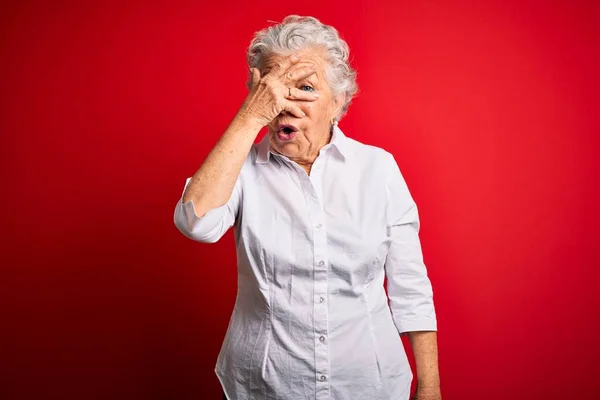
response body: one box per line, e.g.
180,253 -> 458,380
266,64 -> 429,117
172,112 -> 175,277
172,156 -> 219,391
280,111 -> 297,118
279,110 -> 304,119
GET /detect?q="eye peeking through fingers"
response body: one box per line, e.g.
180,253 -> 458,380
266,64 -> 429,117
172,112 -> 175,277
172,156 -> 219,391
300,85 -> 314,92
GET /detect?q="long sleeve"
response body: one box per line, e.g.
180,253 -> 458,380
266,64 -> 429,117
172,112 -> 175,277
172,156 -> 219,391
384,153 -> 437,335
173,174 -> 242,243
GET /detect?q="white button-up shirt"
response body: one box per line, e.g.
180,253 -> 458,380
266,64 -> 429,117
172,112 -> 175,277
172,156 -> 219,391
174,126 -> 437,400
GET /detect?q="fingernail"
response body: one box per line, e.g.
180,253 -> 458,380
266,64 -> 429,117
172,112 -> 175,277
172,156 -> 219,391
313,93 -> 319,98
290,54 -> 299,61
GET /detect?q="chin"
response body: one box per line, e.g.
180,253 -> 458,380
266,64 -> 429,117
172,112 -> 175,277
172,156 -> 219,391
270,140 -> 299,158
271,132 -> 296,145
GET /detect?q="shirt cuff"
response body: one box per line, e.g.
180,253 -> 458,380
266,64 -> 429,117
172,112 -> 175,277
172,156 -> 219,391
174,197 -> 230,243
395,316 -> 438,335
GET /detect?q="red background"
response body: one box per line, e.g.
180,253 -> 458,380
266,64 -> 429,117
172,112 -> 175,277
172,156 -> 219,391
2,1 -> 599,399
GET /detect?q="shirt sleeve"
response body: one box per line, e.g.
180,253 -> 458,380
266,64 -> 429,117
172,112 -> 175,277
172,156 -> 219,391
173,174 -> 242,243
383,152 -> 437,335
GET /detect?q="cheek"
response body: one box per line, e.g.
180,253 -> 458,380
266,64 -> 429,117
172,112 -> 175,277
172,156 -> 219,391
302,100 -> 329,120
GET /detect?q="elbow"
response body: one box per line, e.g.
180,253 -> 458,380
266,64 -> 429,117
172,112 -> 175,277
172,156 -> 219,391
173,200 -> 227,244
173,218 -> 222,244
188,228 -> 222,244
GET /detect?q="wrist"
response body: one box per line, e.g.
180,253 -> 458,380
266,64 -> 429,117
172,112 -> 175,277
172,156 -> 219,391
234,109 -> 265,131
417,383 -> 440,390
416,383 -> 441,393
416,376 -> 440,390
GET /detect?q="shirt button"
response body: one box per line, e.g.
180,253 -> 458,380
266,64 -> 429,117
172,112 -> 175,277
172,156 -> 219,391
319,336 -> 326,342
318,261 -> 325,267
320,375 -> 327,382
316,224 -> 323,229
319,297 -> 325,303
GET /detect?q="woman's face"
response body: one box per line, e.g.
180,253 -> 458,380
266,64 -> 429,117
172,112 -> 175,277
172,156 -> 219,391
261,47 -> 343,167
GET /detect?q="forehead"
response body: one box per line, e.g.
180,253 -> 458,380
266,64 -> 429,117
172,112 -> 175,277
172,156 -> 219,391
262,47 -> 329,75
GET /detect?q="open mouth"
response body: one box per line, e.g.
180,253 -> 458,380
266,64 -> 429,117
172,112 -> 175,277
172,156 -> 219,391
277,124 -> 298,134
275,124 -> 298,141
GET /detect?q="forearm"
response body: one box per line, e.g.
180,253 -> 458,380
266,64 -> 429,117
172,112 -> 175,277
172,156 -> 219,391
182,113 -> 261,217
406,331 -> 440,390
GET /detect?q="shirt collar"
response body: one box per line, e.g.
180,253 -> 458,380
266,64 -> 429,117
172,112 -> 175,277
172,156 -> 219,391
256,125 -> 349,164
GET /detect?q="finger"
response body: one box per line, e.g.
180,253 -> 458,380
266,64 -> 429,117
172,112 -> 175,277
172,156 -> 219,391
283,64 -> 317,83
250,68 -> 261,89
286,87 -> 319,101
269,54 -> 301,76
282,101 -> 306,118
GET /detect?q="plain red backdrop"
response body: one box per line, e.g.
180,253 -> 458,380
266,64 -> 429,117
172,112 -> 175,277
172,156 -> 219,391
1,1 -> 599,399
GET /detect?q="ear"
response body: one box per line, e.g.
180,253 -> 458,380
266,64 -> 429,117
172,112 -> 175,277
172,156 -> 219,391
331,93 -> 345,120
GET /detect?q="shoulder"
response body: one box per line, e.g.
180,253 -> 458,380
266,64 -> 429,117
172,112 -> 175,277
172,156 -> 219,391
343,135 -> 397,172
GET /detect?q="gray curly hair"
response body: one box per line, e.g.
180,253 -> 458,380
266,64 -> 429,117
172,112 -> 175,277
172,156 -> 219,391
246,15 -> 358,122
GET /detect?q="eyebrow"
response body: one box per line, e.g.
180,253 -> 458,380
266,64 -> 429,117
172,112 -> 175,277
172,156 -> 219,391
260,68 -> 319,84
300,76 -> 318,85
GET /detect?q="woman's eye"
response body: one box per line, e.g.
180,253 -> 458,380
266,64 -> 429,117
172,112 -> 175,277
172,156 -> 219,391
300,85 -> 314,92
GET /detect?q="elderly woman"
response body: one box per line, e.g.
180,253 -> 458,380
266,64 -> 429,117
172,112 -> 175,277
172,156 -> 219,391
174,15 -> 440,400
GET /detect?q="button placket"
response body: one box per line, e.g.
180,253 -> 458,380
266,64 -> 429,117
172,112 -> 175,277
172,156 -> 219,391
300,170 -> 330,399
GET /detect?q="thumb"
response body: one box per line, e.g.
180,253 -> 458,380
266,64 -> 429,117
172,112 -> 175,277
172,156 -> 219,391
250,68 -> 261,89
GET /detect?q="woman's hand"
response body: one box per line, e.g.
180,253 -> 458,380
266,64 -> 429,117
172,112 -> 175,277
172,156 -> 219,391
237,54 -> 320,127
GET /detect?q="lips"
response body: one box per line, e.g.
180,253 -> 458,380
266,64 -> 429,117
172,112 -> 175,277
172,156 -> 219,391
275,124 -> 298,142
276,124 -> 299,134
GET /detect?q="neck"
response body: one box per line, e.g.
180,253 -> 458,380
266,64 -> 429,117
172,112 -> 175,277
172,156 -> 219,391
301,128 -> 333,165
